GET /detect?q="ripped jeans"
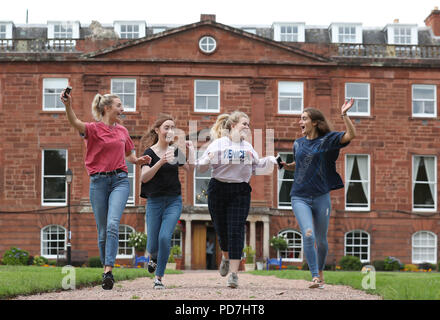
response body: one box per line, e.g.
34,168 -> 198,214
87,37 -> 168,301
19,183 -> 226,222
291,193 -> 331,279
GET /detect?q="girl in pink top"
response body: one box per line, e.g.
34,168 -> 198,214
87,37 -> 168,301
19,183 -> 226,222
61,89 -> 151,290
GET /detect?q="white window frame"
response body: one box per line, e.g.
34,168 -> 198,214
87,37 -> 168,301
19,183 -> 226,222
345,83 -> 370,116
344,230 -> 370,263
194,80 -> 220,113
117,225 -> 135,259
345,154 -> 370,211
277,152 -> 294,209
412,155 -> 437,212
47,21 -> 79,47
42,149 -> 68,206
43,78 -> 68,111
199,36 -> 217,54
126,161 -> 135,206
194,150 -> 211,207
330,23 -> 362,44
242,27 -> 257,35
273,22 -> 305,42
114,21 -> 146,39
171,226 -> 183,251
412,231 -> 437,264
278,81 -> 304,114
41,225 -> 67,259
412,84 -> 437,118
111,78 -> 137,112
0,22 -> 13,47
385,24 -> 418,45
277,229 -> 303,263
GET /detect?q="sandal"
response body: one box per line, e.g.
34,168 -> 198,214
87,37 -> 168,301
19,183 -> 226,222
309,277 -> 320,289
318,280 -> 325,289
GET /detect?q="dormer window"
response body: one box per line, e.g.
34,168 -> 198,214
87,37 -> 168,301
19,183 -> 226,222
114,21 -> 146,39
273,23 -> 305,42
48,21 -> 80,39
384,24 -> 418,45
0,22 -> 13,47
330,23 -> 362,43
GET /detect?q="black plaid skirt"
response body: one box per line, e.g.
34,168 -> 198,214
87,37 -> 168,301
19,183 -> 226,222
207,178 -> 252,260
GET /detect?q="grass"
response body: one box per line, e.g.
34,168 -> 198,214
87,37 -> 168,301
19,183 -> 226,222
0,265 -> 182,299
249,269 -> 440,300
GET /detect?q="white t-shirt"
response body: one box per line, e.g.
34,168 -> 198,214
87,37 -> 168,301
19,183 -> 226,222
196,136 -> 276,183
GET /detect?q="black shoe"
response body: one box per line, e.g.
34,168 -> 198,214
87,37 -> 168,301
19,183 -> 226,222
148,259 -> 157,273
102,271 -> 114,290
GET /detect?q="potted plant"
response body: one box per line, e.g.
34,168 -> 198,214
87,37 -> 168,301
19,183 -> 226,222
270,235 -> 288,252
170,245 -> 183,270
243,246 -> 256,271
167,252 -> 176,270
128,232 -> 147,256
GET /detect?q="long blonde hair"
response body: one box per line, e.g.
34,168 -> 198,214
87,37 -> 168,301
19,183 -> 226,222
141,114 -> 175,149
91,93 -> 120,121
210,111 -> 249,140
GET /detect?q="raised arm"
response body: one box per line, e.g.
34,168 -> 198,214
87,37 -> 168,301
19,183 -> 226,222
340,98 -> 357,144
60,89 -> 86,134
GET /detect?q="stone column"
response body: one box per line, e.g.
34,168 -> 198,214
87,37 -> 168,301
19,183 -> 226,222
250,220 -> 256,251
184,219 -> 192,269
263,220 -> 270,259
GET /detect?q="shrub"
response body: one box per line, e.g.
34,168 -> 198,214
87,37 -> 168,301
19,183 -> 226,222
404,264 -> 418,272
127,232 -> 147,252
301,262 -> 309,270
243,246 -> 255,264
168,253 -> 175,263
418,262 -> 436,271
170,245 -> 182,257
88,256 -> 103,268
2,247 -> 30,265
33,255 -> 49,266
339,255 -> 362,271
270,235 -> 288,251
373,260 -> 385,271
384,256 -> 403,271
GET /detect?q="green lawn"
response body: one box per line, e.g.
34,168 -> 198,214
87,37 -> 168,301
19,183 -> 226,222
250,269 -> 440,300
0,266 -> 181,299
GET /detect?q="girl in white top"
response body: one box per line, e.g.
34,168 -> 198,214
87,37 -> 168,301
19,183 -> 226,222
196,111 -> 276,288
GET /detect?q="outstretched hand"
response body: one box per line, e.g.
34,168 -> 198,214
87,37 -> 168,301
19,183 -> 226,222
341,98 -> 355,115
60,89 -> 71,106
136,155 -> 152,166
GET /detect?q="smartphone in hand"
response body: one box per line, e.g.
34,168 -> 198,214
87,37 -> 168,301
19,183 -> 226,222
63,86 -> 72,99
275,154 -> 283,169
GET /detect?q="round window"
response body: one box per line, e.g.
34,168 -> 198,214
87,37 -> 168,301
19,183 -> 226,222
199,36 -> 217,54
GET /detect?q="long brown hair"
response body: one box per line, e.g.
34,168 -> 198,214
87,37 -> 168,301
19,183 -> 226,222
303,107 -> 332,137
141,114 -> 175,149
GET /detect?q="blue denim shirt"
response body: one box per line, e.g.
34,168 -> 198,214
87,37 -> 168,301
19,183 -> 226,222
290,131 -> 349,198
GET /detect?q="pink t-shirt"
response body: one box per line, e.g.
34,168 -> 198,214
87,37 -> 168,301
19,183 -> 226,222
83,122 -> 134,175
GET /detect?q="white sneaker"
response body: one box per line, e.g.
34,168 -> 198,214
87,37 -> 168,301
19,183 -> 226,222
153,278 -> 165,290
227,272 -> 238,288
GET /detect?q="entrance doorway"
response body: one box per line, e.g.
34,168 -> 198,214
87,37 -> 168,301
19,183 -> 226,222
206,226 -> 217,270
191,221 -> 220,270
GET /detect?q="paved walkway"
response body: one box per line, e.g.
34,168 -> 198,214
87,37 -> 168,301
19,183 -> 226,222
14,270 -> 381,300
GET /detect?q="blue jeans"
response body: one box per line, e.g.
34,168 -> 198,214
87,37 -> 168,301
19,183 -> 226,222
145,195 -> 182,277
291,193 -> 331,279
89,171 -> 129,267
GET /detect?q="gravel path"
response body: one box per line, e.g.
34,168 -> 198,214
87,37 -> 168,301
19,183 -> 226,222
14,270 -> 381,300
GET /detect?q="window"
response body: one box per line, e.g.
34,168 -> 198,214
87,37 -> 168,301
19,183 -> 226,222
278,229 -> 302,262
47,21 -> 79,48
0,23 -> 12,47
126,161 -> 135,206
345,230 -> 370,263
242,28 -> 257,35
194,80 -> 220,112
330,24 -> 362,44
345,83 -> 370,116
345,155 -> 370,210
53,23 -> 73,39
0,24 -> 6,38
43,78 -> 68,111
278,81 -> 303,114
413,156 -> 437,211
42,149 -> 67,206
277,153 -> 294,209
114,21 -> 146,39
273,23 -> 305,42
41,225 -> 66,259
111,78 -> 136,112
412,231 -> 437,264
199,36 -> 217,54
194,150 -> 212,206
385,24 -> 417,45
117,225 -> 135,258
152,27 -> 166,34
171,223 -> 183,250
412,85 -> 436,117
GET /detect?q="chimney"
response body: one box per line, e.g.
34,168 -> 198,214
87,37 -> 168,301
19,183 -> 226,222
425,7 -> 440,36
200,14 -> 216,22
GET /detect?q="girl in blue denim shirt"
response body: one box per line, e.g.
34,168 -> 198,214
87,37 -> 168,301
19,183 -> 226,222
281,99 -> 357,289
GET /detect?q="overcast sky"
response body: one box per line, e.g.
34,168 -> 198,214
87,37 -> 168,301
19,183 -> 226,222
2,0 -> 440,27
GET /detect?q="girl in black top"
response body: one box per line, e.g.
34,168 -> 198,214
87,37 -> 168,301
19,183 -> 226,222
140,114 -> 194,289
